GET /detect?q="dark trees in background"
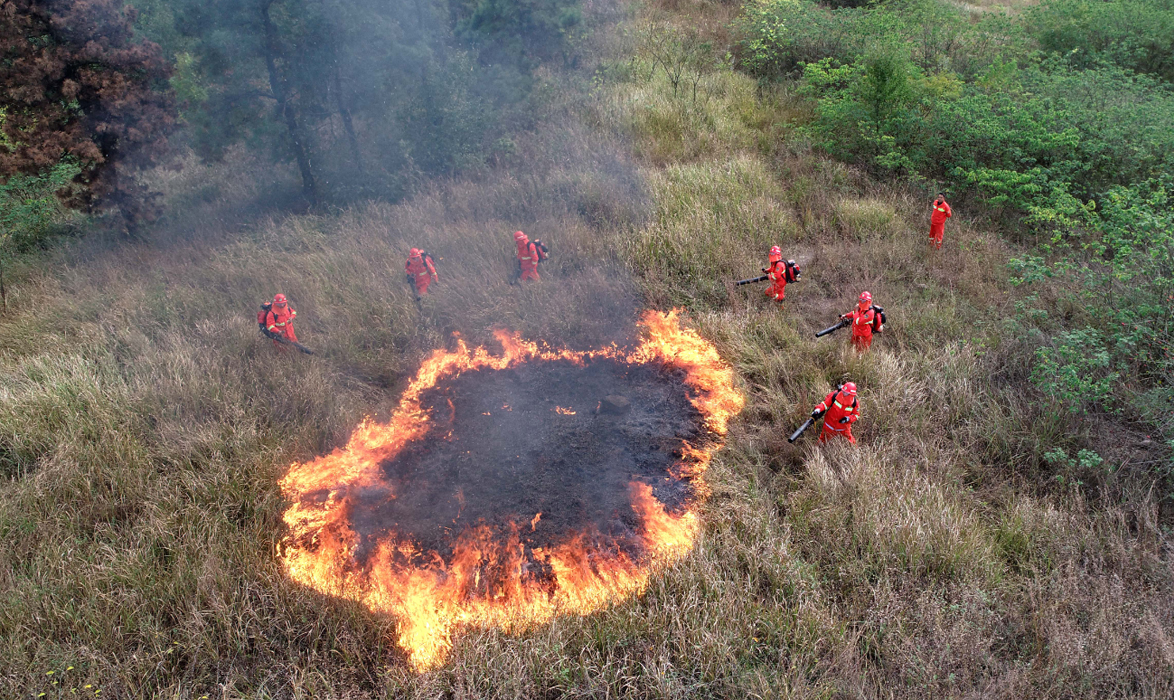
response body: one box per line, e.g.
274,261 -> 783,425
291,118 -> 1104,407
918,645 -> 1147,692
137,0 -> 581,206
259,0 -> 318,202
0,0 -> 176,228
454,0 -> 583,65
0,0 -> 583,223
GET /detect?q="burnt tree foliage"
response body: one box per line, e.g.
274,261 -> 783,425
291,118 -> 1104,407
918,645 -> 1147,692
0,0 -> 176,227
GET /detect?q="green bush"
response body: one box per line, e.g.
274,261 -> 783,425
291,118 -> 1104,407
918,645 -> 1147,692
737,0 -> 894,78
799,55 -> 1174,233
1032,328 -> 1118,413
1077,179 -> 1174,376
0,160 -> 83,253
737,0 -> 1016,80
1028,0 -> 1174,83
739,0 -> 1174,225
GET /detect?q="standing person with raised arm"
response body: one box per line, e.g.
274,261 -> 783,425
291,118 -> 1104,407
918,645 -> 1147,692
929,193 -> 952,250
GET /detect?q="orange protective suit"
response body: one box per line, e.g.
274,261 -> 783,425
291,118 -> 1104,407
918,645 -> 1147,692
843,303 -> 881,351
266,301 -> 298,347
514,231 -> 546,282
520,241 -> 540,281
815,386 -> 858,444
930,199 -> 952,249
405,250 -> 438,295
765,259 -> 800,302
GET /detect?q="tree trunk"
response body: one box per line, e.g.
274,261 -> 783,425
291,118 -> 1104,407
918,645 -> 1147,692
261,1 -> 318,204
333,58 -> 362,169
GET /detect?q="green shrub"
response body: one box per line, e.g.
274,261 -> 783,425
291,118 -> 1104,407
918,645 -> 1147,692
1031,328 -> 1118,413
737,0 -> 1010,81
737,0 -> 876,78
0,160 -> 83,253
800,55 -> 1174,231
1076,178 -> 1174,379
1029,0 -> 1174,83
739,0 -> 1174,234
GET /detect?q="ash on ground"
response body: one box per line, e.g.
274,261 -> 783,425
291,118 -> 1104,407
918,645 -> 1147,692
348,357 -> 705,562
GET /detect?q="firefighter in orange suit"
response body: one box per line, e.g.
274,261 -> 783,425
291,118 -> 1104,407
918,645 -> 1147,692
814,382 -> 859,444
265,293 -> 298,348
405,248 -> 438,297
764,245 -> 801,303
841,291 -> 883,352
513,230 -> 547,282
930,193 -> 952,249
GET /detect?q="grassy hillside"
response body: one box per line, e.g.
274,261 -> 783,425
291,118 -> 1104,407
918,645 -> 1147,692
2,0 -> 1171,698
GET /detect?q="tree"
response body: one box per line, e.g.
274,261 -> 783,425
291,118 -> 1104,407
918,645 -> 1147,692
455,0 -> 582,65
0,0 -> 177,228
860,52 -> 912,142
160,0 -> 433,202
153,0 -> 321,201
154,0 -> 538,203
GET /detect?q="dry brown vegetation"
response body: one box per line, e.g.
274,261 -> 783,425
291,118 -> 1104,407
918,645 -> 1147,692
1,0 -> 1171,698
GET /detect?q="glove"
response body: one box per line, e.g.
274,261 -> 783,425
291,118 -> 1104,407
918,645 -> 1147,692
839,416 -> 850,424
811,409 -> 822,418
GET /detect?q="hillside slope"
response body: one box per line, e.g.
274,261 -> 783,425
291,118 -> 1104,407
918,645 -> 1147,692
1,0 -> 1171,698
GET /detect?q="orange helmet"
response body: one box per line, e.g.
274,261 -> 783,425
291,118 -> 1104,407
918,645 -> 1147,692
273,293 -> 287,305
409,248 -> 421,258
769,245 -> 782,263
858,291 -> 872,305
841,382 -> 858,397
514,230 -> 527,241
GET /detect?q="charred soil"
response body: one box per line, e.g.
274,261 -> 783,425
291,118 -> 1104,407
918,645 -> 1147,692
348,358 -> 705,566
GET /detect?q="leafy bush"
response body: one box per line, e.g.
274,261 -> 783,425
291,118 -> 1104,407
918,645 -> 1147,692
0,160 -> 83,253
1028,0 -> 1174,83
1044,448 -> 1106,471
738,0 -> 892,77
740,0 -> 1174,228
738,0 -> 1017,80
1075,179 -> 1174,375
798,53 -> 1174,236
398,53 -> 522,177
1009,178 -> 1174,398
0,160 -> 83,308
1032,328 -> 1118,413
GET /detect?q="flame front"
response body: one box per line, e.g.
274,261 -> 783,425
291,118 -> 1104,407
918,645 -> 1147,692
278,310 -> 743,671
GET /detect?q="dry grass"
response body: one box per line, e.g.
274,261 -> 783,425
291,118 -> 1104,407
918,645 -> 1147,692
1,0 -> 1171,698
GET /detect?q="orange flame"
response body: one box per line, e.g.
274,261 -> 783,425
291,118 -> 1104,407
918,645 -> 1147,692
554,406 -> 576,415
530,512 -> 542,531
278,310 -> 743,671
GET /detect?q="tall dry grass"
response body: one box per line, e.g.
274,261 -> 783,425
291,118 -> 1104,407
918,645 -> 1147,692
0,0 -> 1171,698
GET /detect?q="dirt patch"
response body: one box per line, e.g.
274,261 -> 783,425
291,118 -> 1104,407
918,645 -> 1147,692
346,357 -> 705,563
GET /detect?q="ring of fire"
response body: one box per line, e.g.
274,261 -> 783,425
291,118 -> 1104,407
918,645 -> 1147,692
277,310 -> 744,670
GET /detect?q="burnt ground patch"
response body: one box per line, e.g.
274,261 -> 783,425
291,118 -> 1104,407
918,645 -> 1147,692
346,357 -> 705,563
